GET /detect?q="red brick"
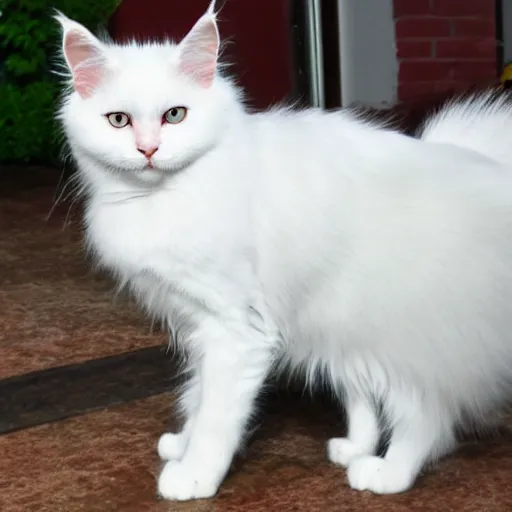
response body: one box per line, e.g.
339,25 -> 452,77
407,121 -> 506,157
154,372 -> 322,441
431,0 -> 495,17
398,82 -> 435,102
393,0 -> 431,17
451,61 -> 497,80
398,81 -> 481,104
452,19 -> 495,38
399,61 -> 453,82
396,17 -> 451,39
436,38 -> 497,59
397,40 -> 433,59
433,80 -> 458,92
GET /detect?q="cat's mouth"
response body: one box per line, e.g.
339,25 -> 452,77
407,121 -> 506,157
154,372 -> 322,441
142,162 -> 160,172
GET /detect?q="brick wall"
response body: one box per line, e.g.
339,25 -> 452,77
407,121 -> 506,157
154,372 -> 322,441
394,0 -> 498,103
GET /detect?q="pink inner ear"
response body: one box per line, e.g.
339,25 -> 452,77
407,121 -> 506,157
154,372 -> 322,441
180,57 -> 216,89
179,17 -> 219,88
64,30 -> 105,98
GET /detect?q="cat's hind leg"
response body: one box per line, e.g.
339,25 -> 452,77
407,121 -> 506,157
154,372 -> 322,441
327,393 -> 380,467
347,390 -> 456,494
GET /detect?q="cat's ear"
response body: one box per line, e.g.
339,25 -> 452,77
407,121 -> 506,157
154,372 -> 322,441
56,13 -> 109,98
177,7 -> 220,88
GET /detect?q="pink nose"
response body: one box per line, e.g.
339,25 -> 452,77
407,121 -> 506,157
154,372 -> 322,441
137,147 -> 158,159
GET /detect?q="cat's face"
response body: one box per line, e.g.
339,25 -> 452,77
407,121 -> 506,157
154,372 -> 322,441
58,8 -> 236,185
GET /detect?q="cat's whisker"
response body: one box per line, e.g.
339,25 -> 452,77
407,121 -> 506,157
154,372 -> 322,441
59,181 -> 87,230
47,174 -> 83,222
47,170 -> 74,221
63,193 -> 83,230
100,193 -> 152,205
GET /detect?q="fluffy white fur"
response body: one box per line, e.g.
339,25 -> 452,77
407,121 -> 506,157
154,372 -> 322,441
57,6 -> 512,501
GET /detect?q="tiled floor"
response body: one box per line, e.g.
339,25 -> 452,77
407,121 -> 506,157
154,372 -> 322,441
3,168 -> 512,511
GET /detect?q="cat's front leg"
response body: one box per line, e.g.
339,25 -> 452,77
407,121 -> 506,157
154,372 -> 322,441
157,318 -> 272,501
158,373 -> 200,461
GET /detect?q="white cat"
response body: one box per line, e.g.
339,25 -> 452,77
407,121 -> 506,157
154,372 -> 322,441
57,3 -> 512,502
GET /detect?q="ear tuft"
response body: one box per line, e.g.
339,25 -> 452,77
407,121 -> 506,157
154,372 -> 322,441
56,12 -> 108,98
178,13 -> 220,89
207,0 -> 216,15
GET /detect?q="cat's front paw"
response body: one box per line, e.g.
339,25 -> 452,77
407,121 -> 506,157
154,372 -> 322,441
347,456 -> 414,494
157,432 -> 188,461
327,437 -> 368,467
158,460 -> 219,501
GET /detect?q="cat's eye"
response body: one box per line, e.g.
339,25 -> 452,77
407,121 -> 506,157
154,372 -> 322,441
164,107 -> 187,125
106,112 -> 130,128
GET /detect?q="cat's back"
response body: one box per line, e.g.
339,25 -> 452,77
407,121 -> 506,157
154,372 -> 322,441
249,106 -> 512,253
251,105 -> 512,215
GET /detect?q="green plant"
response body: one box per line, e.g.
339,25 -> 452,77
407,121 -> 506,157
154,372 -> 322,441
0,0 -> 120,164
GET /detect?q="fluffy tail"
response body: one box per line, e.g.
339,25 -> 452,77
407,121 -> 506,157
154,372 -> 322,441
417,90 -> 512,165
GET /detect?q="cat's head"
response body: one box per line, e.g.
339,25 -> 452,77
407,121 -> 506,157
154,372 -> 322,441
57,2 -> 241,186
